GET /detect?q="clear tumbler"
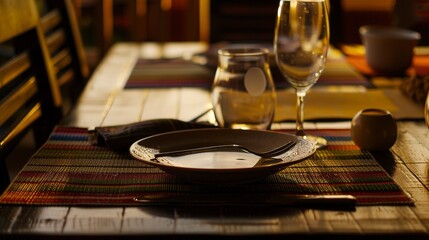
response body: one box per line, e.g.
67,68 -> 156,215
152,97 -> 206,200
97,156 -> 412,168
211,48 -> 276,130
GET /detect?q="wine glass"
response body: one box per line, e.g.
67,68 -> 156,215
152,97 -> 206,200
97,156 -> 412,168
274,0 -> 330,148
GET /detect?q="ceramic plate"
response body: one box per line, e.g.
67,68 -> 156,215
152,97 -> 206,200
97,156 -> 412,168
130,128 -> 316,184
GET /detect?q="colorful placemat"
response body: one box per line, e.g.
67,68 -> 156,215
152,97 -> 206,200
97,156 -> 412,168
124,48 -> 371,89
274,49 -> 372,88
275,88 -> 424,121
124,59 -> 215,89
0,127 -> 413,206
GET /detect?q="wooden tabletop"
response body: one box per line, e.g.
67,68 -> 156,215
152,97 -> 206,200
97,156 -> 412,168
1,42 -> 429,239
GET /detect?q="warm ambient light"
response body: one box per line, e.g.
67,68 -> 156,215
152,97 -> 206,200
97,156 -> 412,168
161,0 -> 172,11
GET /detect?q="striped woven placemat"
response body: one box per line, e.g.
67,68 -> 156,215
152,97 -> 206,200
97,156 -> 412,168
0,127 -> 413,206
124,57 -> 371,89
124,59 -> 215,89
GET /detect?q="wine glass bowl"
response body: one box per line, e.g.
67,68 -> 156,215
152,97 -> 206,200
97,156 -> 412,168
274,0 -> 330,147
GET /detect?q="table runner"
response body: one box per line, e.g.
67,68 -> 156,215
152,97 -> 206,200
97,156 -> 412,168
124,54 -> 371,89
0,127 -> 413,206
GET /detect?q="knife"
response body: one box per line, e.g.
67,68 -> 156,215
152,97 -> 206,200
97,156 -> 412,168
133,193 -> 357,210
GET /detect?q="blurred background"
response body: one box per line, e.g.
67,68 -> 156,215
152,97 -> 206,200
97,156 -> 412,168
65,0 -> 429,72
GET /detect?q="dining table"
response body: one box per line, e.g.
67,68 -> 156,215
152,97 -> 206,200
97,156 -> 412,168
0,41 -> 429,240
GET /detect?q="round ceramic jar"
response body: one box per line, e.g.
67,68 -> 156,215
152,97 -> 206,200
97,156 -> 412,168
351,109 -> 397,151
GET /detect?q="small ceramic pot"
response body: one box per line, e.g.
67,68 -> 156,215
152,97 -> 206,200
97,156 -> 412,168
351,109 -> 397,151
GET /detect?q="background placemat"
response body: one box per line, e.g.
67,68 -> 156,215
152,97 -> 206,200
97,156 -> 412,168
275,88 -> 424,121
124,59 -> 214,88
274,50 -> 371,88
125,49 -> 371,89
0,127 -> 413,206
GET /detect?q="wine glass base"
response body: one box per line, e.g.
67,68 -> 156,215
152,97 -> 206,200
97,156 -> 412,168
301,135 -> 327,149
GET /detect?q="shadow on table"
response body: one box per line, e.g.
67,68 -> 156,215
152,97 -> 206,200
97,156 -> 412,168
370,150 -> 397,176
128,205 -> 302,223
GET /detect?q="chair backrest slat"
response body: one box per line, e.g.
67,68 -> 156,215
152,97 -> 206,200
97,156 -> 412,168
40,9 -> 62,33
0,76 -> 38,126
45,29 -> 67,55
0,103 -> 42,148
52,48 -> 72,73
57,69 -> 75,86
0,52 -> 31,88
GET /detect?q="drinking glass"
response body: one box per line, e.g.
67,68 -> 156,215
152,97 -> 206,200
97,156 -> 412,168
211,48 -> 276,130
274,0 -> 330,147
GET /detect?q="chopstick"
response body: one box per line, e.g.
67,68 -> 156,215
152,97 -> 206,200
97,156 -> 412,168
134,194 -> 357,210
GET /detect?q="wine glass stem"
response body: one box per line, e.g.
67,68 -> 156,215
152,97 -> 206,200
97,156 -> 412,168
296,90 -> 307,137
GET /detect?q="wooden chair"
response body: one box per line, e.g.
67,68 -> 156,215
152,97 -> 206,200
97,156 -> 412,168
70,0 -> 113,68
38,0 -> 90,115
0,0 -> 63,192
